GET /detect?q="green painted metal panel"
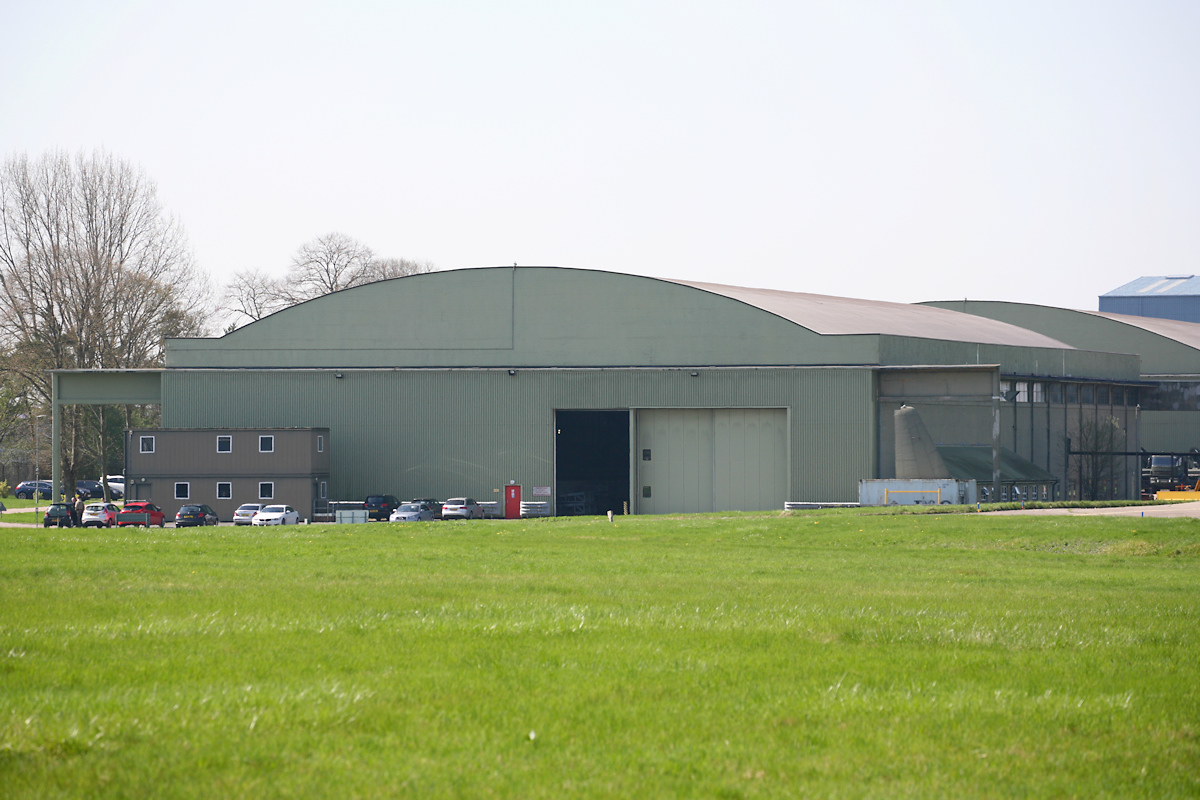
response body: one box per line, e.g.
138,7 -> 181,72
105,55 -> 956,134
877,335 -> 1141,381
713,409 -> 787,511
166,267 -> 881,369
921,300 -> 1184,377
162,366 -> 876,506
1141,410 -> 1200,452
54,370 -> 162,404
636,409 -> 714,514
634,408 -> 787,514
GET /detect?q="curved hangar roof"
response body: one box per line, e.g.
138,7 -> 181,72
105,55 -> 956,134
169,267 -> 1075,370
921,299 -> 1200,377
672,280 -> 1067,345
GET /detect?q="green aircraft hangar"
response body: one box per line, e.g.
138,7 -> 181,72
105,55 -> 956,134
54,266 -> 1186,516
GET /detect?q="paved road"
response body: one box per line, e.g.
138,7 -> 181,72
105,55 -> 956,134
5,502 -> 1200,527
989,501 -> 1200,518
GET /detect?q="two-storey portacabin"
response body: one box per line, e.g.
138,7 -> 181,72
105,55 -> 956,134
124,427 -> 330,522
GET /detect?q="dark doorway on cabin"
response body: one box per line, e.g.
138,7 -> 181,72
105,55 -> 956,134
555,409 -> 630,516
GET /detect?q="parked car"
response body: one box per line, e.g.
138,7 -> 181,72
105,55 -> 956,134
14,481 -> 52,500
233,503 -> 263,525
389,502 -> 435,522
363,494 -> 401,521
175,504 -> 218,527
74,480 -> 105,499
81,502 -> 119,528
252,505 -> 299,526
117,501 -> 166,527
409,498 -> 443,519
42,503 -> 75,527
103,475 -> 126,497
442,497 -> 484,520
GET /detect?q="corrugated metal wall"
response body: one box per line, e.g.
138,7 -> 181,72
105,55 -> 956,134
162,366 -> 876,507
633,408 -> 788,513
1142,410 -> 1200,452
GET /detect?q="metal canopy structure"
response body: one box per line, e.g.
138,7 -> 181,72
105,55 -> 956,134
937,445 -> 1059,485
48,370 -> 162,503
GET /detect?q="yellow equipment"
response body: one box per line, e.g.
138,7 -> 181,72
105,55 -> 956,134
1156,477 -> 1200,501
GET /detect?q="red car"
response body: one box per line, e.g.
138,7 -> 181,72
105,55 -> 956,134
117,501 -> 166,527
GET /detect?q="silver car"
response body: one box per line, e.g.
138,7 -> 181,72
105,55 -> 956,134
441,497 -> 484,520
389,502 -> 434,522
233,503 -> 262,525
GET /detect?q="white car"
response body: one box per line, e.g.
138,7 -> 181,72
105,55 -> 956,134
233,503 -> 263,525
251,505 -> 299,526
104,475 -> 126,498
81,502 -> 119,528
441,497 -> 484,520
389,502 -> 435,522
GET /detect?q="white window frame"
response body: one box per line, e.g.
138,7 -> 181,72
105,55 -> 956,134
217,435 -> 232,453
216,482 -> 232,499
320,480 -> 328,499
175,482 -> 190,500
259,481 -> 274,500
259,435 -> 274,453
317,435 -> 324,453
140,435 -> 156,454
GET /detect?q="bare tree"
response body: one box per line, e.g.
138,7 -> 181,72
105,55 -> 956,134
220,268 -> 287,324
220,233 -> 435,327
1069,415 -> 1123,501
0,148 -> 211,488
361,257 -> 437,282
284,232 -> 375,300
0,373 -> 32,484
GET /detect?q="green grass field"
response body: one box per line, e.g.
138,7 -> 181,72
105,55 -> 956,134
2,512 -> 1197,798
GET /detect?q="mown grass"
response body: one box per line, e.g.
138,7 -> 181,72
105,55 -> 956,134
1,512 -> 1198,798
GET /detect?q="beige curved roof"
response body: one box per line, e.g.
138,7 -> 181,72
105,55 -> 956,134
1080,309 -> 1200,351
671,280 -> 1075,349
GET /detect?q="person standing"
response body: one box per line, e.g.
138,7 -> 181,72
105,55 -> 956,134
73,494 -> 84,527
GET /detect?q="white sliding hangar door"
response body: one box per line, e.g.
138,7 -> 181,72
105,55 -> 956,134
635,408 -> 787,514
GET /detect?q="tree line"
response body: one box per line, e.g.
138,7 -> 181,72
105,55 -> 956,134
0,148 -> 434,494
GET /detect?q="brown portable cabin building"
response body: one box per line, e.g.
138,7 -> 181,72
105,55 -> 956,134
124,428 -> 330,522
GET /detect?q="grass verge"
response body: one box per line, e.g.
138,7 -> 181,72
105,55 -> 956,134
2,512 -> 1198,798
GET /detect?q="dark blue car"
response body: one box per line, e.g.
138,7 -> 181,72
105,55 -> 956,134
14,481 -> 52,500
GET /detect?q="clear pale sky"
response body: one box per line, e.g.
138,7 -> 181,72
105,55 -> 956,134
3,1 -> 1198,310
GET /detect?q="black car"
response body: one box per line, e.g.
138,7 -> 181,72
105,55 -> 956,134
175,504 -> 218,527
363,494 -> 400,520
75,480 -> 106,499
42,503 -> 75,527
15,481 -> 53,500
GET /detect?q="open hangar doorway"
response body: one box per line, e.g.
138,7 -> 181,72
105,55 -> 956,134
554,409 -> 630,516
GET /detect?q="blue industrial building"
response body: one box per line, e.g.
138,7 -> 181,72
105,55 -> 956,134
1100,276 -> 1200,323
